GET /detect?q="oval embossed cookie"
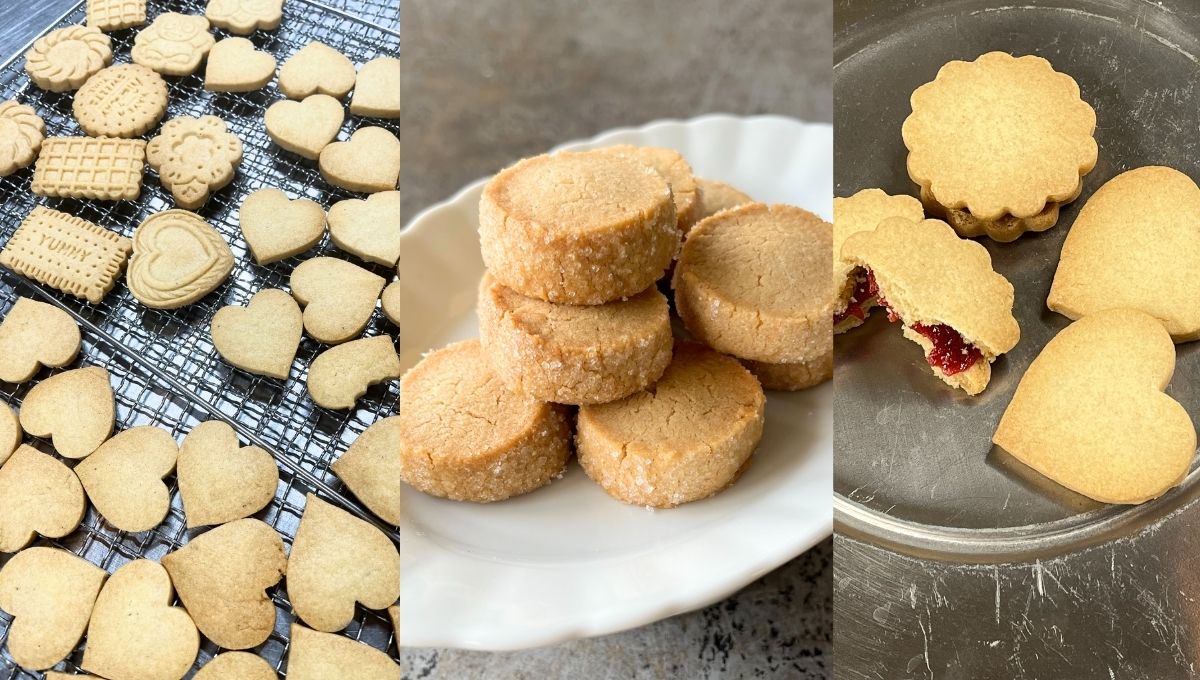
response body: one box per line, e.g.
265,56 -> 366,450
128,210 -> 234,310
73,63 -> 168,138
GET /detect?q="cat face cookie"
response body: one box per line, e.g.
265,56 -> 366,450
132,13 -> 215,76
0,100 -> 44,176
832,189 -> 924,333
0,547 -> 107,670
0,297 -> 81,384
25,26 -> 112,92
147,116 -> 243,209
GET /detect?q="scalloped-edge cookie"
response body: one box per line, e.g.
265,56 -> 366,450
833,189 -> 924,333
131,13 -> 215,76
0,100 -> 44,176
147,116 -> 243,209
0,445 -> 86,553
205,0 -> 284,35
24,26 -> 112,92
840,218 -> 1020,395
902,52 -> 1097,241
0,547 -> 107,671
74,64 -> 168,138
0,297 -> 81,384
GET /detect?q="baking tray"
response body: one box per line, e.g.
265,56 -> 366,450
0,0 -> 399,676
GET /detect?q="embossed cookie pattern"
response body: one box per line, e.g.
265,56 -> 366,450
32,136 -> 146,201
73,63 -> 168,138
132,12 -> 215,76
0,100 -> 44,177
87,0 -> 147,31
147,115 -> 243,209
25,26 -> 112,92
128,210 -> 234,309
0,206 -> 131,303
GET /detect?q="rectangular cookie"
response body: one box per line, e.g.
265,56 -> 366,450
86,0 -> 147,31
32,137 -> 146,201
0,206 -> 132,304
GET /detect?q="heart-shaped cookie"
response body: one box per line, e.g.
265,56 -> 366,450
129,210 -> 235,309
350,57 -> 400,119
332,416 -> 400,525
205,0 -> 284,34
319,127 -> 400,193
307,336 -> 401,410
0,297 -> 81,383
205,37 -> 276,92
287,494 -> 399,632
212,289 -> 303,380
290,257 -> 385,344
994,308 -> 1195,504
1048,166 -> 1200,341
20,366 -> 114,459
0,445 -> 86,552
328,191 -> 400,267
0,547 -> 107,670
82,559 -> 200,680
278,41 -> 356,99
287,624 -> 399,680
194,652 -> 278,680
161,519 -> 287,650
264,94 -> 344,160
381,280 -> 399,326
178,421 -> 279,528
74,426 -> 178,533
239,188 -> 327,264
0,400 -> 19,466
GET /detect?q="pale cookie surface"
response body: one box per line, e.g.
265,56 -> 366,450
332,416 -> 400,525
178,420 -> 279,528
290,256 -> 385,344
25,26 -> 112,92
82,560 -> 200,680
399,339 -> 572,502
1,207 -> 131,304
478,273 -> 672,404
0,547 -> 107,671
128,209 -> 234,309
480,150 -> 679,304
832,188 -> 924,332
240,188 -> 326,264
381,280 -> 399,326
20,366 -> 114,459
328,191 -> 400,266
578,342 -> 765,508
288,624 -> 400,680
743,355 -> 832,392
87,0 -> 147,31
0,445 -> 86,552
74,63 -> 168,138
212,288 -> 303,379
0,297 -> 81,384
74,426 -> 177,533
674,203 -> 832,364
132,13 -> 215,76
32,136 -> 146,201
600,144 -> 700,233
319,126 -> 400,193
205,37 -> 276,92
205,0 -> 284,34
264,94 -> 344,160
278,41 -> 356,99
351,56 -> 400,118
162,518 -> 287,650
1049,166 -> 1200,342
306,335 -> 400,409
147,115 -> 243,209
0,100 -> 44,176
995,309 -> 1195,504
0,402 -> 18,466
696,178 -> 753,220
194,652 -> 278,680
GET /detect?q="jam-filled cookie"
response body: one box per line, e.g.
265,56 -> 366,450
833,188 -> 924,333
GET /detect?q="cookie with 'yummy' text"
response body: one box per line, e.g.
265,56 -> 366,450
0,207 -> 131,303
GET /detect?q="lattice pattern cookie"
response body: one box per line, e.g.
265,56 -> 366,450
32,136 -> 146,201
0,206 -> 132,304
86,0 -> 147,31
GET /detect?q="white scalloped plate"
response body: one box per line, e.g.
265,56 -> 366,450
399,114 -> 832,650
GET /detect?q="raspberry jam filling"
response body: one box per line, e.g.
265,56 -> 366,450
834,271 -> 878,325
860,268 -> 982,376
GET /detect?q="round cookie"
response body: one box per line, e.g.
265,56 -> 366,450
599,144 -> 701,233
0,100 -> 44,176
479,150 -> 679,304
24,25 -> 112,92
399,339 -> 571,503
477,273 -> 672,404
742,355 -> 832,392
696,178 -> 753,220
577,342 -> 766,508
74,64 -> 168,138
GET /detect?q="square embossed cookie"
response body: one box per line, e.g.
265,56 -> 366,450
0,206 -> 131,304
32,136 -> 146,201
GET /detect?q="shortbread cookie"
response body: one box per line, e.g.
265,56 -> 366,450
903,51 -> 1097,241
0,297 -> 81,384
87,0 -> 147,31
240,188 -> 326,264
381,281 -> 399,326
328,191 -> 400,266
195,652 -> 277,680
128,209 -> 234,309
0,547 -> 106,671
147,115 -> 243,209
841,218 -> 1020,395
319,126 -> 400,193
350,57 -> 400,118
674,203 -> 832,364
1,207 -> 131,303
307,336 -> 401,409
400,339 -> 571,502
0,445 -> 86,552
0,100 -> 44,176
1049,166 -> 1200,341
696,178 -> 752,220
480,150 -> 679,304
82,560 -> 200,680
73,63 -> 168,138
205,0 -> 284,34
288,624 -> 399,680
288,494 -> 400,632
264,94 -> 344,160
290,256 -> 385,344
995,309 -> 1194,504
162,518 -> 287,649
743,355 -> 833,392
132,13 -> 215,76
25,26 -> 112,92
32,136 -> 146,201
74,426 -> 176,532
478,273 -> 672,404
832,189 -> 924,333
600,144 -> 700,233
0,402 -> 18,466
212,289 -> 302,379
178,420 -> 279,528
578,342 -> 765,507
20,366 -> 114,459
332,416 -> 400,525
279,41 -> 356,99
205,37 -> 276,92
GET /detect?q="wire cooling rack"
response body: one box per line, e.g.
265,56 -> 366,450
0,0 -> 399,676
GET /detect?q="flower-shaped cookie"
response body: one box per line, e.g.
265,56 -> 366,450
147,116 -> 243,209
24,25 -> 112,92
0,101 -> 44,177
902,52 -> 1097,242
205,0 -> 284,35
131,13 -> 215,76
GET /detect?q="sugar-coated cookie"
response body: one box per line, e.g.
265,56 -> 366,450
25,26 -> 112,92
0,100 -> 44,176
287,624 -> 400,680
350,57 -> 400,119
328,191 -> 401,266
87,0 -> 147,31
178,420 -> 278,528
205,0 -> 284,34
74,64 -> 168,138
279,41 -> 356,99
332,416 -> 400,525
600,144 -> 700,233
0,445 -> 86,553
0,401 -> 18,466
212,289 -> 303,379
264,94 -> 344,160
32,136 -> 146,201
205,37 -> 276,92
147,116 -> 243,209
832,189 -> 924,333
240,188 -> 327,264
319,126 -> 400,193
20,366 -> 114,459
194,652 -> 278,680
0,297 -> 81,384
128,210 -> 234,309
132,13 -> 215,76
0,547 -> 106,671
290,256 -> 385,344
742,355 -> 833,392
307,335 -> 400,409
695,178 -> 753,220
74,426 -> 177,532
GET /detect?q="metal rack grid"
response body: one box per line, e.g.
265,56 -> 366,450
0,0 -> 399,676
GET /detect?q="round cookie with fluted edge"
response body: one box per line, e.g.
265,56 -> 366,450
0,100 -> 44,176
25,25 -> 112,92
599,144 -> 700,233
478,273 -> 672,404
696,178 -> 753,220
74,64 -> 167,138
578,341 -> 766,508
480,150 -> 679,304
400,339 -> 572,503
742,355 -> 832,391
